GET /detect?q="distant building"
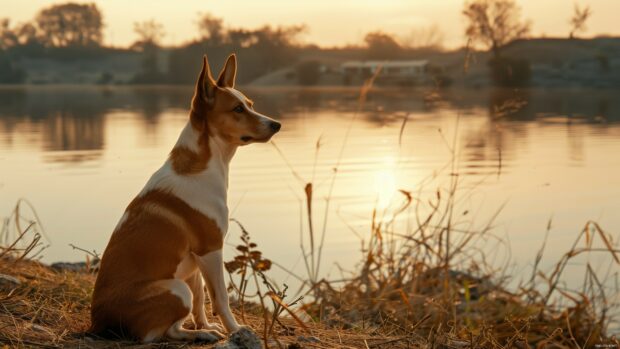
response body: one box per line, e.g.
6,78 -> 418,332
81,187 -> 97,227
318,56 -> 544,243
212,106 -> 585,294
341,60 -> 430,85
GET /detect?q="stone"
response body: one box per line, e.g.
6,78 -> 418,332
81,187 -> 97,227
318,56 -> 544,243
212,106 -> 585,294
0,273 -> 21,291
214,326 -> 263,349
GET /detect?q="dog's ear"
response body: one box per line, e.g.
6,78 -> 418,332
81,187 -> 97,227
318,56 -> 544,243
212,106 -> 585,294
216,54 -> 237,88
194,54 -> 217,107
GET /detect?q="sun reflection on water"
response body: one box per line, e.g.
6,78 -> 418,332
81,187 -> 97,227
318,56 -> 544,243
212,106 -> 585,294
374,156 -> 398,210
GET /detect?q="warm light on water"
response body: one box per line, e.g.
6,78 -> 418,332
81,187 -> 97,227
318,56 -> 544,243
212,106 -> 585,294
374,156 -> 398,210
0,86 -> 619,289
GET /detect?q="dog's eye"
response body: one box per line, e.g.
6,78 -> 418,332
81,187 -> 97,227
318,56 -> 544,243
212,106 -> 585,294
233,104 -> 244,113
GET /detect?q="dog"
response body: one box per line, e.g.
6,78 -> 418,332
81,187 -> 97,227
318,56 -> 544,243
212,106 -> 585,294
90,53 -> 281,343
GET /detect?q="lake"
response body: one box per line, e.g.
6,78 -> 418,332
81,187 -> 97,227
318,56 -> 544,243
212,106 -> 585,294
1,85 -> 619,291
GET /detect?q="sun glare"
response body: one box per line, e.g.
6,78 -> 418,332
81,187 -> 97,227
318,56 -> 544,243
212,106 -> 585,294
374,156 -> 398,210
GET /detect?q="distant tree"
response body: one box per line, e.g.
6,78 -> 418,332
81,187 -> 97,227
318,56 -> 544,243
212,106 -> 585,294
197,13 -> 225,45
1,19 -> 42,49
35,2 -> 103,47
402,24 -> 445,50
0,19 -> 18,49
253,25 -> 306,47
132,20 -> 166,83
569,4 -> 592,39
364,31 -> 402,59
463,0 -> 530,58
15,23 -> 39,45
168,23 -> 305,85
228,29 -> 254,48
237,25 -> 305,73
133,19 -> 165,49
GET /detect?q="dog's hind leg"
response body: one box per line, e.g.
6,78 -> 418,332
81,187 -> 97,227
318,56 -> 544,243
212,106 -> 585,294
136,279 -> 223,343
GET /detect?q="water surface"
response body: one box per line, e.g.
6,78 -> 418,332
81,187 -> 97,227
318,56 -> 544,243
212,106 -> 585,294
1,85 -> 619,289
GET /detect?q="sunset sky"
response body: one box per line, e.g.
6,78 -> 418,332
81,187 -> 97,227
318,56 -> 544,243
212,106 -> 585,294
5,0 -> 620,48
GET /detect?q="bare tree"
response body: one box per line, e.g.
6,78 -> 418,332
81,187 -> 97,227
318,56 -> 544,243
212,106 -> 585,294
197,13 -> 225,45
463,0 -> 530,58
132,20 -> 166,83
569,4 -> 592,39
402,24 -> 445,50
35,2 -> 103,47
133,20 -> 165,49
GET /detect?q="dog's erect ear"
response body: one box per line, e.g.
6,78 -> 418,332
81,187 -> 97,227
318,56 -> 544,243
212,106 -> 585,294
216,54 -> 237,88
194,54 -> 217,106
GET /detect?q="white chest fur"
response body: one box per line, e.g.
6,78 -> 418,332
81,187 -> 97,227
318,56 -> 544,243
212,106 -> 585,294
140,124 -> 232,235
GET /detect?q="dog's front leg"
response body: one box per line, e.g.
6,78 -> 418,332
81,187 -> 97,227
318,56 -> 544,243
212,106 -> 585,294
185,270 -> 225,334
197,249 -> 240,333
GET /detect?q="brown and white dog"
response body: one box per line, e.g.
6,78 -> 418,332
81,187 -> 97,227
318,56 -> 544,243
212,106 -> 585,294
90,53 -> 280,343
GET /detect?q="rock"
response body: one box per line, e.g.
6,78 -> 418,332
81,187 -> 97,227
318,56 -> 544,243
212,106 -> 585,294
0,273 -> 21,291
215,326 -> 263,349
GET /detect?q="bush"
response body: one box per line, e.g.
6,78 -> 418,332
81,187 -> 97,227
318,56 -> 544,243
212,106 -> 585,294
96,71 -> 113,85
295,60 -> 321,86
595,54 -> 610,72
488,56 -> 531,87
0,52 -> 25,84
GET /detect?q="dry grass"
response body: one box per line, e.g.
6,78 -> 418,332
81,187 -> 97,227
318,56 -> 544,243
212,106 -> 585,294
0,197 -> 406,348
0,257 -> 412,348
0,196 -> 618,348
262,68 -> 620,348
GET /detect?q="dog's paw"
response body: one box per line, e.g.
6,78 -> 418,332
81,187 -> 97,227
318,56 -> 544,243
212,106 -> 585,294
195,329 -> 225,343
196,322 -> 225,334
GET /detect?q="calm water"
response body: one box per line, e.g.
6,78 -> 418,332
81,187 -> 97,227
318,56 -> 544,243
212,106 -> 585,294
1,85 -> 619,290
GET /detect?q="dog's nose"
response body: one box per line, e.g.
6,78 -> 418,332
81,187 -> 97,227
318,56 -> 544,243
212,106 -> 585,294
270,121 -> 281,132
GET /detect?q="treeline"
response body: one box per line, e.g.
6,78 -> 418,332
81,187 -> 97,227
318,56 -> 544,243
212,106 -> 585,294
0,3 -> 310,84
0,1 -> 606,87
0,2 -> 452,85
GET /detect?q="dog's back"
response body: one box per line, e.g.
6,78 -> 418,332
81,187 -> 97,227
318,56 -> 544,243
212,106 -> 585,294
90,189 -> 223,339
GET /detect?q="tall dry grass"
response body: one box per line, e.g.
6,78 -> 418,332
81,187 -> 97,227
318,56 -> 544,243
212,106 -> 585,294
0,199 -> 48,261
236,69 -> 620,348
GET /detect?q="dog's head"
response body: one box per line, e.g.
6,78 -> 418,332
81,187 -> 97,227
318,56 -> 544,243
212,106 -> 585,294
191,54 -> 281,146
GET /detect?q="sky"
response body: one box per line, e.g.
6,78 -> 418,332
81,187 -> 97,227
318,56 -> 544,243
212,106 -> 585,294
4,0 -> 620,48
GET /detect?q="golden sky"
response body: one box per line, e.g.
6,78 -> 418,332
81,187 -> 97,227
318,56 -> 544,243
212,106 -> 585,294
5,0 -> 620,48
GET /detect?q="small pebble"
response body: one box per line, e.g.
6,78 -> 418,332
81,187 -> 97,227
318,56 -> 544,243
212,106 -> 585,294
215,326 -> 263,349
0,273 -> 21,290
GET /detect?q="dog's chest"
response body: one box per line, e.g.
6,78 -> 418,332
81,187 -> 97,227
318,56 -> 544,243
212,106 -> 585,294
142,161 -> 230,235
